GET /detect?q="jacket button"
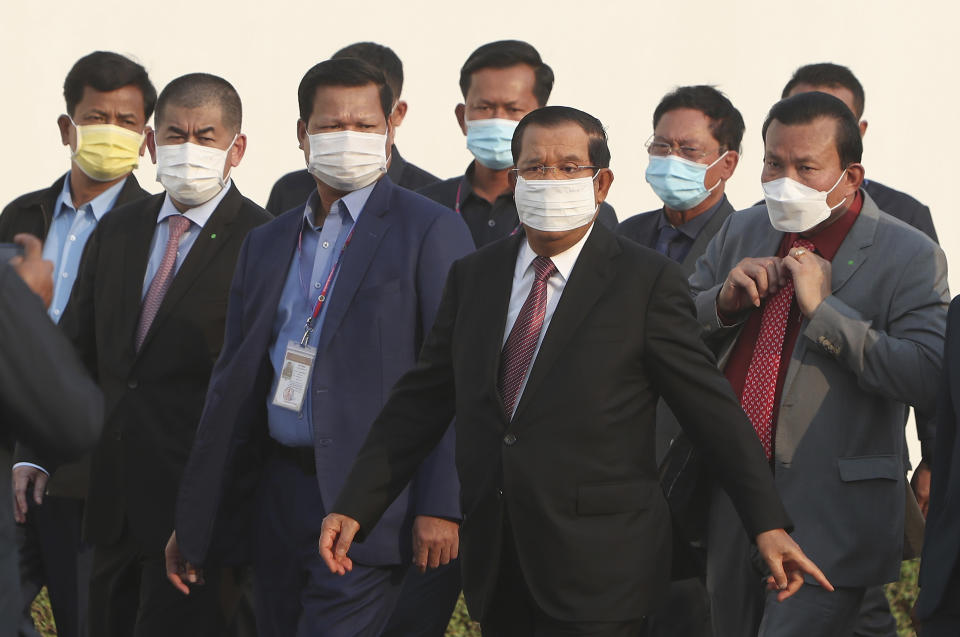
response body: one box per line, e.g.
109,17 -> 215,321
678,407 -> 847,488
127,379 -> 138,389
503,433 -> 517,446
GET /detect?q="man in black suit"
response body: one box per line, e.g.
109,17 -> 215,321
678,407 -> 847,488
617,84 -> 744,637
1,236 -> 104,637
319,106 -> 832,636
266,41 -> 438,214
781,62 -> 938,637
0,51 -> 155,637
917,296 -> 960,634
17,72 -> 271,637
417,40 -> 618,247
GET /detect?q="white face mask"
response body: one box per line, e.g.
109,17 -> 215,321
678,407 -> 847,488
762,170 -> 847,233
156,135 -> 237,207
306,129 -> 388,192
514,174 -> 599,232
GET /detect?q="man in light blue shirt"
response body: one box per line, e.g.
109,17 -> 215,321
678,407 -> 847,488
0,51 -> 155,637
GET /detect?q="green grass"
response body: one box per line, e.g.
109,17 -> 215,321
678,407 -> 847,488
28,561 -> 921,636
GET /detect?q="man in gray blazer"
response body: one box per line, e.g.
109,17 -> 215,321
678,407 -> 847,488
617,85 -> 745,637
689,92 -> 948,636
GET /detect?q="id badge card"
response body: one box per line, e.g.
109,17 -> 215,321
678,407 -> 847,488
272,341 -> 317,412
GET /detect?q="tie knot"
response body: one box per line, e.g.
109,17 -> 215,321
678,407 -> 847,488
532,256 -> 557,282
792,238 -> 815,253
168,214 -> 191,238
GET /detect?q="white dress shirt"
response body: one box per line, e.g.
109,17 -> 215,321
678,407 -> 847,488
501,224 -> 594,416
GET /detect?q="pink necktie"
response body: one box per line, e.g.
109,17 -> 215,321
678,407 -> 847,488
497,256 -> 558,418
739,238 -> 815,460
135,215 -> 192,351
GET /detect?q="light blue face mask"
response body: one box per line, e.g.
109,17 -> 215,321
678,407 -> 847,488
645,151 -> 728,211
465,118 -> 518,170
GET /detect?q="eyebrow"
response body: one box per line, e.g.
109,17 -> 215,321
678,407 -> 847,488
165,125 -> 216,136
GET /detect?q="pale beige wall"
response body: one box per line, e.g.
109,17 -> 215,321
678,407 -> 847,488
3,0 -> 957,466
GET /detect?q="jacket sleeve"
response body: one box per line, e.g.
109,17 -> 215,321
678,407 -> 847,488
645,260 -> 792,537
334,256 -> 462,539
408,212 -> 474,519
0,264 -> 103,462
801,244 -> 949,415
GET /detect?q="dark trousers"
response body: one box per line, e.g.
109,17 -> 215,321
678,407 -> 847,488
481,525 -> 646,637
707,488 -> 865,637
382,561 -> 462,637
852,585 -> 897,637
640,577 -> 711,637
253,454 -> 405,637
920,566 -> 960,637
17,495 -> 92,637
87,524 -> 224,637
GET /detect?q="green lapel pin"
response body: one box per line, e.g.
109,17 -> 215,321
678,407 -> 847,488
210,233 -> 217,239
847,259 -> 854,265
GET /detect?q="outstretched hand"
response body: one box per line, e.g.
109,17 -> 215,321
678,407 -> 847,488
756,528 -> 833,601
319,513 -> 361,575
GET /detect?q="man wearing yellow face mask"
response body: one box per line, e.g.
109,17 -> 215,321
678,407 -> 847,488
0,50 -> 155,637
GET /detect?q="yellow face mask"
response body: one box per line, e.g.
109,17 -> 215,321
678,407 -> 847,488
68,116 -> 144,182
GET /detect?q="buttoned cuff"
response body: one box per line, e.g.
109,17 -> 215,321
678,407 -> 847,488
802,295 -> 865,359
12,462 -> 49,476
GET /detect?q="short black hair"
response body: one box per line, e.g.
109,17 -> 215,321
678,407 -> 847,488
762,92 -> 863,167
298,58 -> 394,122
156,73 -> 243,133
653,85 -> 745,153
332,42 -> 403,100
781,63 -> 865,119
459,40 -> 554,107
512,106 -> 610,168
63,51 -> 156,120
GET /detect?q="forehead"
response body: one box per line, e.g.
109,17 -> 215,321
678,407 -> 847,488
654,108 -> 716,142
310,83 -> 384,120
466,64 -> 537,102
75,84 -> 146,118
787,83 -> 858,116
158,102 -> 225,129
517,121 -> 590,161
765,117 -> 841,163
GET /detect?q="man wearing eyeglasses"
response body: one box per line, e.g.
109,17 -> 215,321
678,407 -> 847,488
319,105 -> 832,636
617,85 -> 744,637
418,40 -> 618,248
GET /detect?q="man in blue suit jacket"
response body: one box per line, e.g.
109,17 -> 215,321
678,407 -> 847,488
164,58 -> 473,637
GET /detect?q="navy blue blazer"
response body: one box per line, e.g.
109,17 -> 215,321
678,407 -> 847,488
175,176 -> 474,567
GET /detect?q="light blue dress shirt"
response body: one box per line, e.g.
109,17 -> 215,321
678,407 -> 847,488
43,174 -> 126,321
141,180 -> 232,299
267,183 -> 375,446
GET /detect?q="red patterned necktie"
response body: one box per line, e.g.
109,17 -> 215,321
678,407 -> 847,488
739,238 -> 815,460
497,256 -> 558,418
135,215 -> 192,352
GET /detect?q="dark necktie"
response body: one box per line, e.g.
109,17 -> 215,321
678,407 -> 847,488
497,256 -> 558,418
654,225 -> 682,260
739,238 -> 816,459
136,215 -> 191,351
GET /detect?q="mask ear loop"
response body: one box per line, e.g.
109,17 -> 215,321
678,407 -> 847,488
825,168 -> 849,211
704,150 -> 729,193
219,133 -> 240,187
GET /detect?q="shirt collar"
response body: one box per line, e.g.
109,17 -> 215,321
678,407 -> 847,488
656,195 -> 726,241
157,179 -> 233,229
303,179 -> 377,231
54,172 -> 128,221
515,223 -> 595,283
459,162 -> 514,209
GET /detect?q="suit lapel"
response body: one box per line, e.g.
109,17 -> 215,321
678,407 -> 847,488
680,197 -> 734,274
116,173 -> 148,205
511,225 -> 620,422
479,235 -> 526,419
136,186 -> 244,354
120,195 -> 166,358
315,178 -> 392,356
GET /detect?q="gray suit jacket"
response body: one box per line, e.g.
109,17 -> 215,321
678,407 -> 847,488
689,191 -> 948,586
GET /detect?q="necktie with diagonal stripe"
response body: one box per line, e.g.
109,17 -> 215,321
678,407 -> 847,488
135,214 -> 192,352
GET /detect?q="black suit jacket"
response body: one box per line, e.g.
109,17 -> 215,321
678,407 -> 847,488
333,223 -> 791,622
29,184 -> 271,552
918,295 -> 960,618
0,265 -> 104,637
863,179 -> 937,243
0,172 -> 149,241
265,145 -> 438,215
